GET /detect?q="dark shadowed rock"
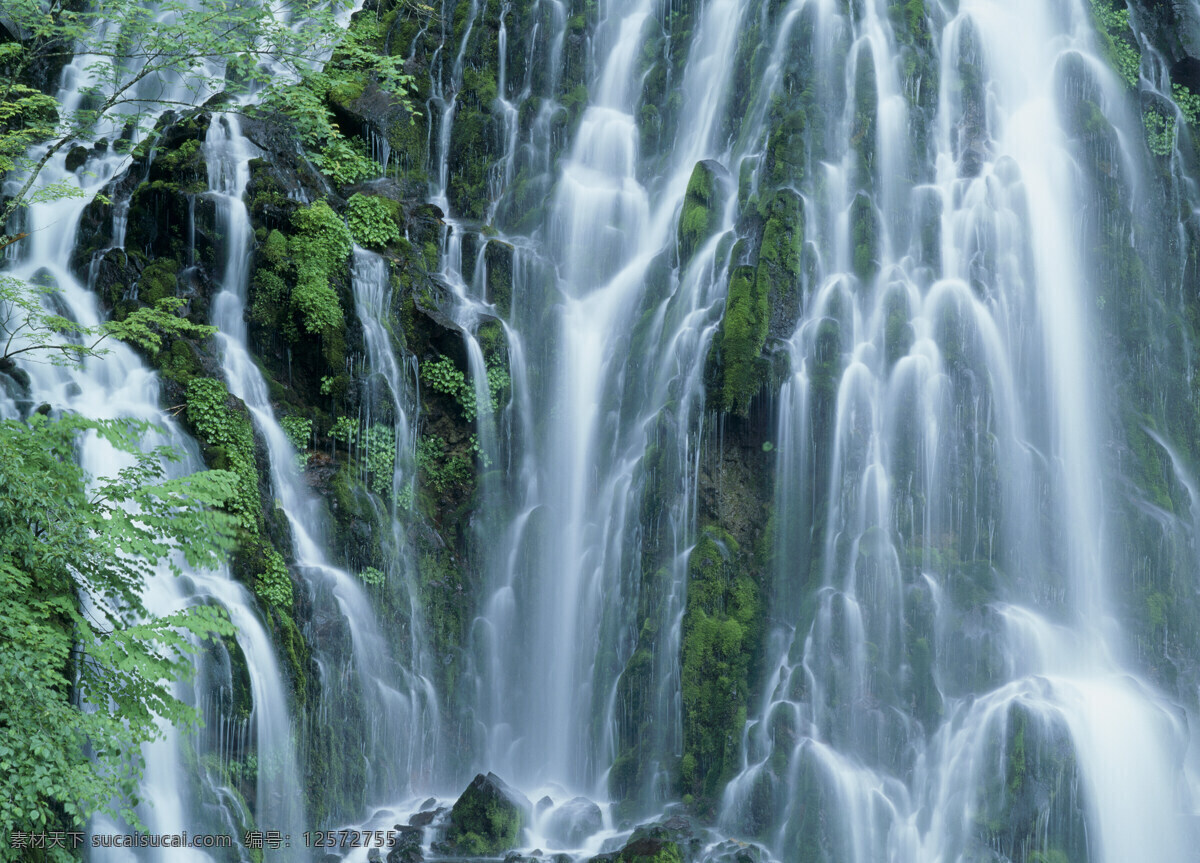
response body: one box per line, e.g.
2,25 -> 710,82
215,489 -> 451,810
386,826 -> 423,863
409,806 -> 445,827
65,145 -> 89,172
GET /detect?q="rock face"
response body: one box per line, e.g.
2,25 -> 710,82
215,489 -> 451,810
386,826 -> 424,863
544,797 -> 603,848
442,772 -> 531,856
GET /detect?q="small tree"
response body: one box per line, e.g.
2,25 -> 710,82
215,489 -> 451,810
0,413 -> 240,858
0,0 -> 357,232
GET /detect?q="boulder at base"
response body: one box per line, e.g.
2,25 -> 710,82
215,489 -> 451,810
545,797 -> 603,848
616,837 -> 682,863
443,772 -> 532,855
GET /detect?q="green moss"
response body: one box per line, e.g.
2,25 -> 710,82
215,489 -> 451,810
138,257 -> 179,304
756,188 -> 804,337
763,94 -> 808,188
715,263 -> 769,416
484,241 -> 513,316
261,229 -> 289,266
423,241 -> 440,271
444,776 -> 525,855
681,526 -> 760,805
851,192 -> 878,281
156,337 -> 202,384
618,838 -> 683,863
1007,709 -> 1027,796
678,161 -> 722,266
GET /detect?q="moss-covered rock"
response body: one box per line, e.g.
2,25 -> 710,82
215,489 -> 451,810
442,772 -> 531,855
756,188 -> 804,340
137,256 -> 180,304
713,264 -> 769,416
681,526 -> 761,806
616,837 -> 682,863
678,160 -> 728,267
485,239 -> 514,317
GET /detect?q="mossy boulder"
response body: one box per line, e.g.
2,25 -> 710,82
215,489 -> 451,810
617,838 -> 682,863
681,527 -> 761,806
442,772 -> 531,855
712,264 -> 769,417
137,257 -> 180,304
679,160 -> 729,267
757,188 -> 804,340
485,239 -> 515,317
65,145 -> 89,172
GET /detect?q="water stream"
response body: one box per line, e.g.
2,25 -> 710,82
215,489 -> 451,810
8,0 -> 1200,858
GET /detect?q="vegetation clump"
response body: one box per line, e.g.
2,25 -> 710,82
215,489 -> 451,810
678,161 -> 724,266
291,200 -> 353,336
0,414 -> 238,845
680,527 -> 760,805
347,193 -> 401,248
714,264 -> 769,417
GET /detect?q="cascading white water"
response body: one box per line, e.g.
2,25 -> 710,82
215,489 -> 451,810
412,0 -> 1200,855
350,245 -> 442,785
12,0 -> 1200,854
203,115 -> 439,812
435,0 -> 755,801
0,11 -> 305,857
709,1 -> 1199,861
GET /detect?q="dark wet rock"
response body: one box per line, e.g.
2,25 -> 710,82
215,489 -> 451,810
386,826 -> 423,863
413,276 -> 467,332
484,239 -> 514,317
615,837 -> 682,863
535,796 -> 555,816
369,848 -> 383,862
420,797 -> 439,811
409,806 -> 445,827
0,358 -> 31,395
545,797 -> 603,848
623,817 -> 701,862
65,145 -> 89,172
698,840 -> 766,863
440,772 -> 531,856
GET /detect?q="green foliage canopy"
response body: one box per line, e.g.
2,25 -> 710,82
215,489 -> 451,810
0,413 -> 239,855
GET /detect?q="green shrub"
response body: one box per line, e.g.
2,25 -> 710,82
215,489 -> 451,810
256,547 -> 294,609
260,229 -> 288,266
312,137 -> 380,185
347,193 -> 400,248
280,415 -> 312,451
330,415 -> 358,445
290,200 -> 351,335
1144,109 -> 1175,157
359,566 -> 385,586
366,424 -> 395,494
1088,0 -> 1140,87
185,378 -> 260,533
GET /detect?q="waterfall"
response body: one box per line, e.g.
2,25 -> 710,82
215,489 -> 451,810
9,0 -> 1200,856
204,114 -> 438,815
0,89 -> 299,863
